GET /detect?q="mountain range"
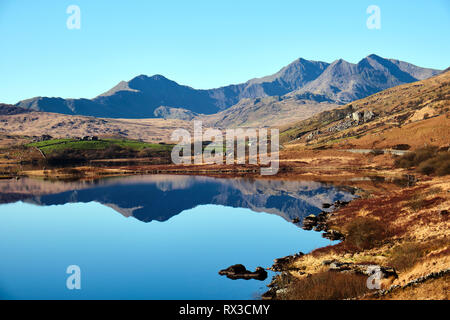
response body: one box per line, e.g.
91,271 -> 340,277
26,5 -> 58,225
14,54 -> 441,120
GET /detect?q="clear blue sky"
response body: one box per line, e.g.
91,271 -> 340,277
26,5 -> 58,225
0,0 -> 449,104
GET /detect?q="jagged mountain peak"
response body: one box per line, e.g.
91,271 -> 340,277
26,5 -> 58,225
13,55 -> 442,119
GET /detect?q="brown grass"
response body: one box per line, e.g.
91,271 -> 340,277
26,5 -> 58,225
388,242 -> 426,272
281,271 -> 370,300
388,238 -> 449,272
371,274 -> 450,300
407,194 -> 426,212
0,113 -> 195,143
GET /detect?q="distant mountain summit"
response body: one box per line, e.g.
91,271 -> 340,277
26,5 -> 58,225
14,55 -> 441,119
292,54 -> 429,103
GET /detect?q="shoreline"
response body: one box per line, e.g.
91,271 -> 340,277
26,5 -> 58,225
260,172 -> 449,300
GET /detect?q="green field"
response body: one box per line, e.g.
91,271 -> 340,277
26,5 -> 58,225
27,139 -> 173,155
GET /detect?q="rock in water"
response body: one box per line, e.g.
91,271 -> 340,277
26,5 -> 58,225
219,264 -> 268,281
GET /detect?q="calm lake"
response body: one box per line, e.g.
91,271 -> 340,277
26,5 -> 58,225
0,175 -> 356,299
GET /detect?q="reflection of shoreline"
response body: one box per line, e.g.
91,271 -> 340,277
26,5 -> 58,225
0,175 -> 356,224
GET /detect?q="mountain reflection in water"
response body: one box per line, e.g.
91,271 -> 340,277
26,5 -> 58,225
0,175 -> 356,223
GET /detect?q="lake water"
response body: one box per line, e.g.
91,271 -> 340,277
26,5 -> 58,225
0,175 -> 355,300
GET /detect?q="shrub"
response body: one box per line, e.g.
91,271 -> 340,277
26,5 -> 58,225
436,160 -> 450,176
394,146 -> 450,176
418,160 -> 436,175
283,271 -> 369,300
414,146 -> 439,164
344,217 -> 387,250
417,152 -> 450,176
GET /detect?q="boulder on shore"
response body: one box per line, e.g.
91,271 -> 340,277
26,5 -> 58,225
322,229 -> 345,241
302,214 -> 318,230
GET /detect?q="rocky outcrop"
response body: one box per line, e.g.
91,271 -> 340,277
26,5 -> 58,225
306,130 -> 321,141
333,200 -> 350,208
322,229 -> 345,241
352,110 -> 375,123
153,106 -> 199,120
323,260 -> 398,279
218,264 -> 268,281
325,110 -> 377,135
302,214 -> 319,230
301,199 -> 350,240
261,272 -> 295,300
271,252 -> 304,272
366,269 -> 450,299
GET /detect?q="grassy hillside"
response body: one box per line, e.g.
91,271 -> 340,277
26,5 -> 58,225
21,138 -> 175,165
27,138 -> 172,156
280,70 -> 450,148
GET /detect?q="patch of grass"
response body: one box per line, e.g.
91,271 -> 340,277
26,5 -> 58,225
344,217 -> 387,251
106,139 -> 173,151
388,239 -> 449,272
425,187 -> 443,196
281,271 -> 369,300
28,139 -> 73,149
406,187 -> 443,212
388,242 -> 425,272
407,194 -> 425,212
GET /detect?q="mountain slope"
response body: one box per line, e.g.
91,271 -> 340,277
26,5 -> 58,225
200,94 -> 338,128
14,55 -> 441,119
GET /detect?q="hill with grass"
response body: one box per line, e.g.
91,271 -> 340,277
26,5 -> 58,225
25,138 -> 174,165
0,104 -> 30,116
0,111 -> 193,143
280,69 -> 450,150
